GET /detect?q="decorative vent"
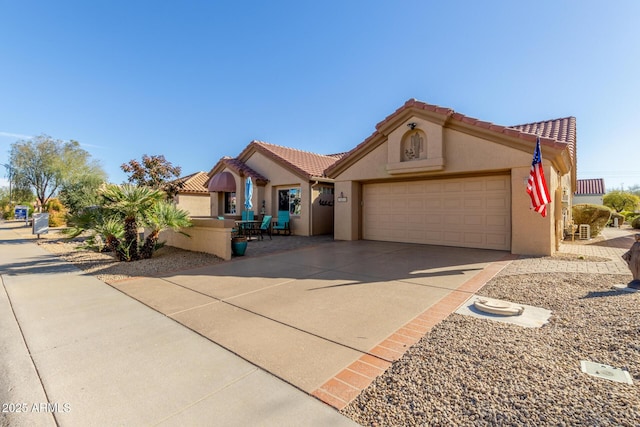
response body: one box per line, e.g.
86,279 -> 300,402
579,224 -> 590,240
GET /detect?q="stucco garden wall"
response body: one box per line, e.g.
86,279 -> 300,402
159,218 -> 233,261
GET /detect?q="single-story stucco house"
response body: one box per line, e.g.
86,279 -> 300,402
206,141 -> 345,236
171,171 -> 210,216
573,178 -> 606,205
165,98 -> 576,260
325,99 -> 577,256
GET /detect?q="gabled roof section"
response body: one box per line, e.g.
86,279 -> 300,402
326,98 -> 576,178
575,178 -> 606,195
173,171 -> 209,194
207,156 -> 269,185
239,140 -> 345,180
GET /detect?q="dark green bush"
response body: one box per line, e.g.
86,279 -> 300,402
632,216 -> 640,229
572,204 -> 612,237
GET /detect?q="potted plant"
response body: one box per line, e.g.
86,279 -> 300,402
231,235 -> 248,256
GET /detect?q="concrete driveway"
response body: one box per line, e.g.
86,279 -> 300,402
112,240 -> 512,408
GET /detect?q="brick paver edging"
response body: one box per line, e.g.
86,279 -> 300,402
311,254 -> 518,409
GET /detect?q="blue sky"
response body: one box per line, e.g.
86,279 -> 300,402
1,1 -> 638,191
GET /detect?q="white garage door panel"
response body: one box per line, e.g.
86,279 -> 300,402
363,176 -> 511,250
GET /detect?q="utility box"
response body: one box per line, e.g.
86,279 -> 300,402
579,224 -> 590,240
32,213 -> 49,236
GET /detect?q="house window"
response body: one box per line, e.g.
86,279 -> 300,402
278,188 -> 301,215
319,186 -> 334,195
224,192 -> 236,214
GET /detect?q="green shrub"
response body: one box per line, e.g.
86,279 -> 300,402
572,204 -> 612,237
623,211 -> 639,225
632,216 -> 640,229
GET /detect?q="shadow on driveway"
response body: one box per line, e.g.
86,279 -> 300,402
111,240 -> 509,393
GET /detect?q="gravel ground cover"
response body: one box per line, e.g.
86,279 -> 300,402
342,272 -> 640,426
36,232 -> 225,283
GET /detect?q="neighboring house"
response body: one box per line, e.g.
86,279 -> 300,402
325,99 -> 577,256
573,178 -> 606,205
172,171 -> 210,217
206,141 -> 345,236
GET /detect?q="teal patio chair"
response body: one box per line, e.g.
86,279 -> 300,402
259,215 -> 272,240
241,210 -> 255,221
272,210 -> 291,235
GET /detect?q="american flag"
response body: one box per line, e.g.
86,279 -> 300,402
526,137 -> 551,217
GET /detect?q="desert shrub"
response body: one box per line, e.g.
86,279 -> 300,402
609,212 -> 625,227
1,205 -> 13,219
45,198 -> 67,227
632,216 -> 640,229
572,204 -> 612,237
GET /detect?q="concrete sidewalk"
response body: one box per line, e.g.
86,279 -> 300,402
0,223 -> 357,426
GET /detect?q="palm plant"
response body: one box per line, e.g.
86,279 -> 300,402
65,183 -> 191,262
139,201 -> 191,259
100,184 -> 165,261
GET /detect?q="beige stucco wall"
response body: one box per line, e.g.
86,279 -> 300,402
332,116 -> 571,256
509,166 -> 556,255
334,180 -> 361,240
573,195 -> 603,205
311,184 -> 334,235
159,218 -> 233,260
175,194 -> 211,217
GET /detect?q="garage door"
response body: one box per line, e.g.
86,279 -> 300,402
363,176 -> 511,250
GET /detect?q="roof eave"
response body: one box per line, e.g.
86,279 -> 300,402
325,130 -> 384,178
244,141 -> 329,182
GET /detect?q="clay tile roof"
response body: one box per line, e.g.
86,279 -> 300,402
173,171 -> 209,194
575,178 -> 606,195
221,157 -> 269,184
250,141 -> 345,179
510,116 -> 577,159
373,99 -> 574,149
326,98 -> 577,178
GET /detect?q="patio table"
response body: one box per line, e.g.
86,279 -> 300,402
234,220 -> 262,240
